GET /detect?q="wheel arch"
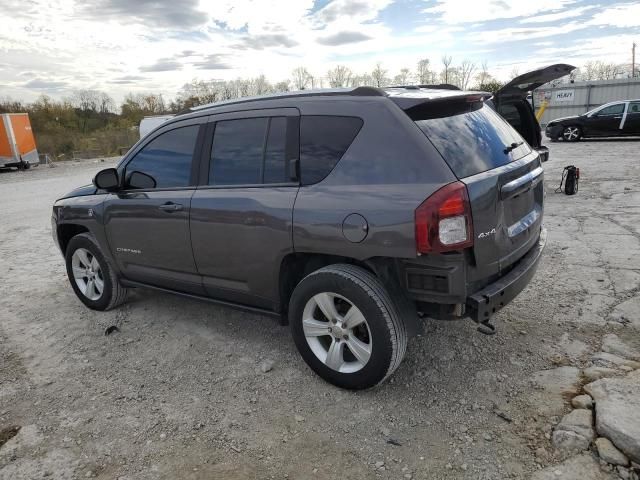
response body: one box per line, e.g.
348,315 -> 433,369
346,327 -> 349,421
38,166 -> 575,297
57,223 -> 90,254
277,253 -> 419,334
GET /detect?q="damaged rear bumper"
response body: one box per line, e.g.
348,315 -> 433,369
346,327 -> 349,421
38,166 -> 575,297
466,228 -> 547,323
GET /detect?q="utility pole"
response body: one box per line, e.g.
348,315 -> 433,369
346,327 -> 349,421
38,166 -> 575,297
633,42 -> 636,78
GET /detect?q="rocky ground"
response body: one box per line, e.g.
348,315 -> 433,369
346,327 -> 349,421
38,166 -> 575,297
0,139 -> 639,480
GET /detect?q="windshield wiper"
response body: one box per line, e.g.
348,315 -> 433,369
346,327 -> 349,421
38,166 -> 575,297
504,141 -> 523,154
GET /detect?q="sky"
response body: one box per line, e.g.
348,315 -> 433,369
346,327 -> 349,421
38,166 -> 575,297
0,0 -> 639,103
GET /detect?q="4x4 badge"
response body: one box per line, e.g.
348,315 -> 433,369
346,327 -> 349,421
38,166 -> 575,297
478,228 -> 496,239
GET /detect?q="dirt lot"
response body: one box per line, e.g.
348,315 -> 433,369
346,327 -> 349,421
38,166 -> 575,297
1,141 -> 639,480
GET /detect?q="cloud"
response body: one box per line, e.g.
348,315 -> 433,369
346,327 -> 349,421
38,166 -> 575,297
318,31 -> 372,46
77,0 -> 207,29
467,22 -> 585,44
423,0 -> 579,24
239,34 -> 298,49
24,78 -> 67,89
110,75 -> 149,84
586,3 -> 640,28
140,59 -> 183,72
192,54 -> 232,70
315,0 -> 392,24
518,6 -> 595,23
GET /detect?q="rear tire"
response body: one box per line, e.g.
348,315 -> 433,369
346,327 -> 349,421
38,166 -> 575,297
562,126 -> 582,142
65,232 -> 128,311
289,264 -> 408,390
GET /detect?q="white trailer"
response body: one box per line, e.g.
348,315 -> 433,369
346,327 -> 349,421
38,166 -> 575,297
139,115 -> 175,139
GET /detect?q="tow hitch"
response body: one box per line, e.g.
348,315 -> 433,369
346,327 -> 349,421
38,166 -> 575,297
477,319 -> 496,335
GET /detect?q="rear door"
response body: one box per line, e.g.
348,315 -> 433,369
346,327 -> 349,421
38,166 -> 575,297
190,109 -> 300,309
622,101 -> 640,135
413,103 -> 543,282
104,120 -> 205,294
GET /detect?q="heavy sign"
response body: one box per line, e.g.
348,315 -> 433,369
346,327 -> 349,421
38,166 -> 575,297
554,90 -> 575,102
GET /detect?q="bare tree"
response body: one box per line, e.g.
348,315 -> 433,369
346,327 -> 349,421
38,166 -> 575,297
72,89 -> 99,113
371,63 -> 388,87
459,60 -> 476,90
292,67 -> 311,90
509,66 -> 520,79
98,92 -> 115,115
416,59 -> 432,84
327,65 -> 353,88
351,74 -> 373,86
251,75 -> 271,95
475,60 -> 490,87
579,61 -> 625,81
71,89 -> 100,132
393,68 -> 411,85
441,55 -> 453,84
273,80 -> 290,92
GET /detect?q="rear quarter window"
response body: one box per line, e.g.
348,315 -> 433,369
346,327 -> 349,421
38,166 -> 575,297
300,116 -> 363,185
412,103 -> 531,179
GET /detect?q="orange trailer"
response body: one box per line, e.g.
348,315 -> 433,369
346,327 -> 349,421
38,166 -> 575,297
0,113 -> 39,169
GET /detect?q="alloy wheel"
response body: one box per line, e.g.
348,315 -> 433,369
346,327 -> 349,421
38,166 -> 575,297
302,292 -> 372,373
563,126 -> 580,141
71,248 -> 104,301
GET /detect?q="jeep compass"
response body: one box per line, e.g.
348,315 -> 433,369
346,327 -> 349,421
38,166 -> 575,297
53,86 -> 546,389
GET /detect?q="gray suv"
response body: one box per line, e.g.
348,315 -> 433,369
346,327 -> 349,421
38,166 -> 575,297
52,86 -> 546,389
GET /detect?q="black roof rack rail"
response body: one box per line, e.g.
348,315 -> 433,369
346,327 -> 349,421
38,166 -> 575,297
386,84 -> 461,91
189,86 -> 386,112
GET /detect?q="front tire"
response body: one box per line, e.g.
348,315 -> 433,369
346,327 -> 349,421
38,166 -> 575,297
289,264 -> 408,390
65,232 -> 127,311
562,126 -> 582,142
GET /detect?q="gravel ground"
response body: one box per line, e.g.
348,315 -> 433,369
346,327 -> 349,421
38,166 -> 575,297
1,140 -> 639,480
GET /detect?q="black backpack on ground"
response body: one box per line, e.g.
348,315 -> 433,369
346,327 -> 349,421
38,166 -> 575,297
556,165 -> 579,195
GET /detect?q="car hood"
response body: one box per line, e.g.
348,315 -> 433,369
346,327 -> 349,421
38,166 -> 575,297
59,184 -> 98,199
547,115 -> 582,125
496,64 -> 576,100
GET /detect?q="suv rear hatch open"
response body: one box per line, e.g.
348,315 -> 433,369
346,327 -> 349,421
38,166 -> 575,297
391,91 -> 545,291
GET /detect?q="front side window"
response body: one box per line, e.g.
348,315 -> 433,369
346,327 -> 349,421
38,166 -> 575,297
628,102 -> 640,114
125,125 -> 199,188
596,104 -> 624,116
209,117 -> 288,185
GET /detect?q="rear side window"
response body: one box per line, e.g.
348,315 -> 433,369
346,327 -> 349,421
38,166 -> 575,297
210,117 -> 289,185
300,116 -> 363,185
412,103 -> 531,178
125,125 -> 199,188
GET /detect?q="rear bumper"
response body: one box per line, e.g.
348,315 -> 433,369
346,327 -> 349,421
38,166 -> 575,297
466,228 -> 546,322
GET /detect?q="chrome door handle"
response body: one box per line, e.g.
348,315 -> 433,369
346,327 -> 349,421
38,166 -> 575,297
158,202 -> 183,212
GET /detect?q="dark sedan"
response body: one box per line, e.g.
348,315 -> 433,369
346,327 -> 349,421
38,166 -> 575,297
546,99 -> 640,141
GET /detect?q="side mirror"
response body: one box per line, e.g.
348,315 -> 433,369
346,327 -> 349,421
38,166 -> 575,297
93,168 -> 120,191
127,171 -> 156,189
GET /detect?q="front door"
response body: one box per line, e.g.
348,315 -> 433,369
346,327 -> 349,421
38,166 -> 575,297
583,103 -> 625,137
190,110 -> 300,309
104,122 -> 205,294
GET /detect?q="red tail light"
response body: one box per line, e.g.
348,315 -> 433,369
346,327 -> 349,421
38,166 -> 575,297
415,181 -> 474,254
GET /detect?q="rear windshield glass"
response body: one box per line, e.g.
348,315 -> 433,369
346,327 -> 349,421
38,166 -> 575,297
412,103 -> 531,178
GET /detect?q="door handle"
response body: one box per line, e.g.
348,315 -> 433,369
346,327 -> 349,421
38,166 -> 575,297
158,202 -> 183,212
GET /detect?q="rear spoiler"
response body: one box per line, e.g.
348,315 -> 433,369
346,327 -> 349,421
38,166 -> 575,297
387,90 -> 492,110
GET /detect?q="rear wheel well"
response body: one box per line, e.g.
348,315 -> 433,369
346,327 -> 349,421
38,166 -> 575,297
278,254 -> 417,333
57,224 -> 89,254
278,254 -> 371,320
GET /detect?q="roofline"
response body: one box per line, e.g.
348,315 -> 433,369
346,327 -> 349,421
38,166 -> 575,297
189,86 -> 385,112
